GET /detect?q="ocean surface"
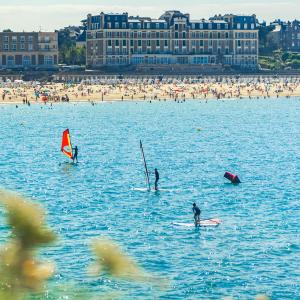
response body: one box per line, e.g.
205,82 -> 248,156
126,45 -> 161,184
0,98 -> 299,299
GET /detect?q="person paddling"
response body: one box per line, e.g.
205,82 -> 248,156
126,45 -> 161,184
154,168 -> 159,191
72,146 -> 78,163
193,203 -> 201,226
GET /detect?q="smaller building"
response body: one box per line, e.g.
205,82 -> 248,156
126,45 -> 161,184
284,20 -> 300,51
0,31 -> 58,70
269,20 -> 300,52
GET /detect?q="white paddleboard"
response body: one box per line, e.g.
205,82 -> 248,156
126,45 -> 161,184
173,219 -> 221,228
132,187 -> 171,192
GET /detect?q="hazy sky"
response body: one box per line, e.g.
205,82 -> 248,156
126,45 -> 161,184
1,0 -> 299,31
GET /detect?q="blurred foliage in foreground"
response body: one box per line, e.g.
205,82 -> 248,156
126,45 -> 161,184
0,190 -> 164,299
0,190 -> 55,300
0,190 -> 269,299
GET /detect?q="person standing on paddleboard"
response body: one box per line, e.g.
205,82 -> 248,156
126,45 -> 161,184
72,146 -> 78,163
154,168 -> 159,190
193,203 -> 201,226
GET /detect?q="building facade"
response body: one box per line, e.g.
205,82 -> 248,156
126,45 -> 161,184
86,11 -> 258,69
281,20 -> 300,51
0,31 -> 58,69
269,20 -> 300,52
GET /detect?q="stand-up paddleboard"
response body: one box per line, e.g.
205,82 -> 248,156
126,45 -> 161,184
173,219 -> 221,228
140,140 -> 151,191
132,187 -> 173,193
61,129 -> 73,160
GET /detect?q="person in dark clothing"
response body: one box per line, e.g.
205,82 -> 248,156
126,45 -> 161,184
154,168 -> 159,191
72,146 -> 78,163
193,203 -> 201,226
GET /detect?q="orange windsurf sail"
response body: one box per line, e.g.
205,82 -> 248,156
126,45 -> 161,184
61,129 -> 73,159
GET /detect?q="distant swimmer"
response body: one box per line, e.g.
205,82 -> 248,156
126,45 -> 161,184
154,168 -> 159,190
72,146 -> 78,163
224,172 -> 241,184
193,203 -> 201,226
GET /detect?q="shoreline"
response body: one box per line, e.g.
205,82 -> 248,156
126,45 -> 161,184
1,95 -> 299,106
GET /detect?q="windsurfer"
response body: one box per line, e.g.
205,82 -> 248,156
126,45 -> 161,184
72,146 -> 78,163
154,168 -> 159,191
193,203 -> 201,226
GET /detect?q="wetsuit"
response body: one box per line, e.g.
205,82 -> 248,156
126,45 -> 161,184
193,205 -> 201,224
72,146 -> 78,163
154,169 -> 159,191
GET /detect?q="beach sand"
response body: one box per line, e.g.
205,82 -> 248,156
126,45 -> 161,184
1,77 -> 300,104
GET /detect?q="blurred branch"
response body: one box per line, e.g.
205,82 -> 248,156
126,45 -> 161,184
0,190 -> 56,298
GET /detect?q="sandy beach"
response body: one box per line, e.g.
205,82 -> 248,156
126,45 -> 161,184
1,77 -> 300,104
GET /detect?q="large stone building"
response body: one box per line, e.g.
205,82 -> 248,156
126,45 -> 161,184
0,31 -> 58,70
86,10 -> 258,69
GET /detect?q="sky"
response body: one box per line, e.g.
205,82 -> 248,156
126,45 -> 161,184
1,0 -> 299,31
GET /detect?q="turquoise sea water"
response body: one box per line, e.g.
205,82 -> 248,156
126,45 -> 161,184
0,99 -> 299,299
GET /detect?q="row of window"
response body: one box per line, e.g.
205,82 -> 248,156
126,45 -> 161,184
107,40 -> 171,47
235,32 -> 258,39
0,36 -> 52,42
236,40 -> 257,47
190,32 -> 230,39
101,22 -> 168,30
0,55 -> 54,66
104,39 -> 235,47
1,36 -> 34,42
98,31 -> 257,39
104,32 -> 231,39
100,55 -> 257,65
191,23 -> 228,30
90,22 -> 256,31
127,48 -> 231,55
2,43 -> 34,51
234,56 -> 257,65
1,44 -> 55,51
236,23 -> 255,30
104,48 -> 232,55
90,31 -> 257,39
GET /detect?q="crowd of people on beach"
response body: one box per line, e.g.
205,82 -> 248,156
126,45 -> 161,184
1,76 -> 300,104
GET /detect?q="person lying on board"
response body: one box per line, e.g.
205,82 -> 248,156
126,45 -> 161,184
224,172 -> 241,184
193,203 -> 201,226
72,146 -> 78,163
